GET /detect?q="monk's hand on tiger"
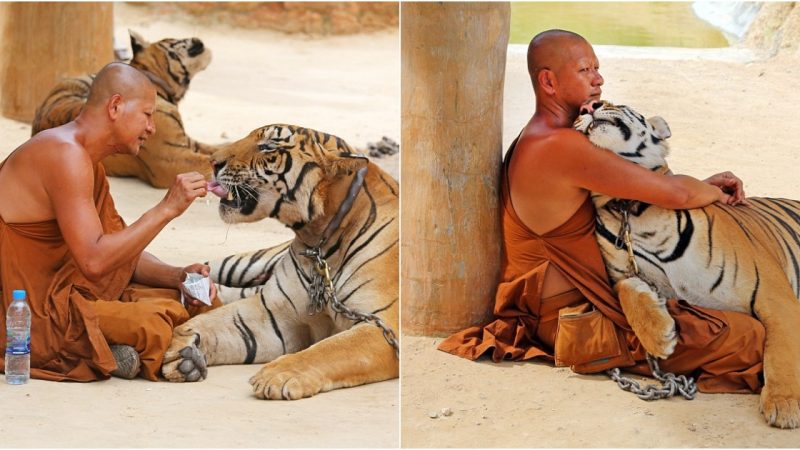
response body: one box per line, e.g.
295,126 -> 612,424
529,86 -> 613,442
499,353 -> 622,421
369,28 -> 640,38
160,172 -> 209,218
705,171 -> 749,206
180,263 -> 217,307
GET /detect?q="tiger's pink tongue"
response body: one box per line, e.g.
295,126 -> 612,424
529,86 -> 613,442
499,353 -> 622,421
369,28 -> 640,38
207,181 -> 229,198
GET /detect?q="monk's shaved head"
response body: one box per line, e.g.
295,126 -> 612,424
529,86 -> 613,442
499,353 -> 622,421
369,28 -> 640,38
527,29 -> 588,87
85,62 -> 155,107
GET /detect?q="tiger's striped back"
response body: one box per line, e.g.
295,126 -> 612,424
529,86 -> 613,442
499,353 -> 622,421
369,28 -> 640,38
31,75 -> 94,134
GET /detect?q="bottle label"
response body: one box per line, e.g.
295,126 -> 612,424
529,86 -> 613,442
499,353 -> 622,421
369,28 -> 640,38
6,332 -> 30,355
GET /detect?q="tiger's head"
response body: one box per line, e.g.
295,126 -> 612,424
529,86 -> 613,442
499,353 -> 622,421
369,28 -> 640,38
128,30 -> 212,103
208,124 -> 369,232
574,100 -> 672,172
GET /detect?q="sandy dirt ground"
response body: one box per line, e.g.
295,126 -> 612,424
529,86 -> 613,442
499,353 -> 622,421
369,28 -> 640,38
0,4 -> 399,448
401,46 -> 800,447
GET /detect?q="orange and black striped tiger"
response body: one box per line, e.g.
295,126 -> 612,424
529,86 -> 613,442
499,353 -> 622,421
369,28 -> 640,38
31,30 -> 214,188
575,100 -> 800,429
160,124 -> 399,400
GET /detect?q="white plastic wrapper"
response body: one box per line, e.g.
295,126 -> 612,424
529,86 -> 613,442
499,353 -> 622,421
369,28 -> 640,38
181,272 -> 212,306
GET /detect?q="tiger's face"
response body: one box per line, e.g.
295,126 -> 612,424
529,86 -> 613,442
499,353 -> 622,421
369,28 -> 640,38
209,125 -> 366,227
574,100 -> 671,172
128,30 -> 212,102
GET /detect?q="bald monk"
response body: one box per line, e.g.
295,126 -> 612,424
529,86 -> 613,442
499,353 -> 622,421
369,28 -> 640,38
0,62 -> 218,382
440,30 -> 766,394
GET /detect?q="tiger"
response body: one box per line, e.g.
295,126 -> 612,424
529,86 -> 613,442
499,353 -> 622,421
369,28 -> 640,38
31,30 -> 215,188
574,100 -> 800,429
160,124 -> 399,400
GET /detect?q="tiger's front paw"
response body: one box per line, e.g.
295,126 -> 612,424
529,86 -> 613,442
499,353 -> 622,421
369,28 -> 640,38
161,327 -> 208,383
616,277 -> 677,359
249,357 -> 325,400
760,382 -> 800,429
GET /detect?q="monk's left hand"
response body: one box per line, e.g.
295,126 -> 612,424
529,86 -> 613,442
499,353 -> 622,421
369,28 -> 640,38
704,171 -> 750,206
180,263 -> 218,307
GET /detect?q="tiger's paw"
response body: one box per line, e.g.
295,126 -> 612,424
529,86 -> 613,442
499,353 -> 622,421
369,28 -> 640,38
615,277 -> 677,359
760,385 -> 800,429
249,358 -> 325,400
161,328 -> 208,383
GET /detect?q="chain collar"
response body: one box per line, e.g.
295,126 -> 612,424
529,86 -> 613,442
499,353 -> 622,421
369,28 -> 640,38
298,164 -> 399,358
606,200 -> 640,276
139,68 -> 178,103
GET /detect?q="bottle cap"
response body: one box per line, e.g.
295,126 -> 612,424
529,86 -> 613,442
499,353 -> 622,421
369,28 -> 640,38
12,290 -> 26,300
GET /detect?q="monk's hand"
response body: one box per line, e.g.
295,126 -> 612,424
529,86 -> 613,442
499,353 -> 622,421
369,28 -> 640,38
704,171 -> 749,206
179,263 -> 218,307
160,172 -> 208,218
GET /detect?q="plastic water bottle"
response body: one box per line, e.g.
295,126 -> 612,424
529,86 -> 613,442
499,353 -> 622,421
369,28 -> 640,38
5,289 -> 31,385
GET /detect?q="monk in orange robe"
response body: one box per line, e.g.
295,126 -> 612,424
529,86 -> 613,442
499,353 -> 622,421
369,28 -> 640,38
440,30 -> 764,394
0,63 -> 218,382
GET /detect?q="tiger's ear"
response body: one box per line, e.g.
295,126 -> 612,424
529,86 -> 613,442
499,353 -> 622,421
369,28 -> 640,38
648,116 -> 671,140
129,30 -> 149,56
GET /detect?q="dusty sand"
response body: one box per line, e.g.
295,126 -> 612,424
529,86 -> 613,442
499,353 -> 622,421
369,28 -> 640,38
0,4 -> 398,448
401,46 -> 800,447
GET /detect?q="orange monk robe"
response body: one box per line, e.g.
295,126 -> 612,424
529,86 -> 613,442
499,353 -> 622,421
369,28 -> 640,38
0,162 -> 218,381
439,142 -> 764,394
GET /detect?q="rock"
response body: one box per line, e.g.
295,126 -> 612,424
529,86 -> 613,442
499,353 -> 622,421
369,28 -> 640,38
428,411 -> 439,419
440,407 -> 453,417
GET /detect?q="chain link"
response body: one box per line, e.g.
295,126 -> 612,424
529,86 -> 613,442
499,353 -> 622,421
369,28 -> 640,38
301,248 -> 399,359
606,353 -> 697,401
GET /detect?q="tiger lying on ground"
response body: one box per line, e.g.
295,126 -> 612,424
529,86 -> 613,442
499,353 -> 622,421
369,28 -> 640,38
574,100 -> 800,429
31,30 -> 215,188
160,124 -> 399,399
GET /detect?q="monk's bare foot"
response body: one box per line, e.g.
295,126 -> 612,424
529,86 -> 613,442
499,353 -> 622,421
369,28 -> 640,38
249,355 -> 325,400
162,327 -> 208,382
615,277 -> 677,359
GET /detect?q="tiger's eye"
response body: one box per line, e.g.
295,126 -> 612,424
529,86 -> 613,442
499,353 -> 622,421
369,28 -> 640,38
258,144 -> 277,153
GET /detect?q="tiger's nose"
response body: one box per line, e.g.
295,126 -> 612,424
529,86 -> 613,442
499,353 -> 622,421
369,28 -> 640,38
580,101 -> 604,116
188,39 -> 205,57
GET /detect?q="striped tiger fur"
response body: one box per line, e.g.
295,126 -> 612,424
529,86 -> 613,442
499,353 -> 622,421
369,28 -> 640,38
161,124 -> 399,400
575,100 -> 800,429
31,30 -> 214,188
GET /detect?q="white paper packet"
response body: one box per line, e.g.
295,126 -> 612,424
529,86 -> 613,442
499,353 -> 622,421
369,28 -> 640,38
180,272 -> 212,306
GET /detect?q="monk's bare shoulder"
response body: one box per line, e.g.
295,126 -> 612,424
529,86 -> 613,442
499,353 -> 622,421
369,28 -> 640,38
25,126 -> 94,184
515,128 -> 586,167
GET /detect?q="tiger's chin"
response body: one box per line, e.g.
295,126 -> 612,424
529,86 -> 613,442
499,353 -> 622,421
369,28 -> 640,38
218,192 -> 266,224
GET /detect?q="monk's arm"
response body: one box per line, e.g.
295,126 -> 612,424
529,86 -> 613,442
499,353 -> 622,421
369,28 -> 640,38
47,147 -> 207,282
132,252 -> 184,288
133,252 -> 214,305
554,130 -> 729,209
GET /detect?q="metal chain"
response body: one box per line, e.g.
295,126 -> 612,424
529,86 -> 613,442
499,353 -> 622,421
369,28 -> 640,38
608,203 -> 696,400
301,248 -> 399,359
606,353 -> 697,401
616,208 -> 640,276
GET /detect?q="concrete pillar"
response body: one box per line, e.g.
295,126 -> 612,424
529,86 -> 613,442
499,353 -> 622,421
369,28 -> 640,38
0,2 -> 113,122
401,2 -> 510,335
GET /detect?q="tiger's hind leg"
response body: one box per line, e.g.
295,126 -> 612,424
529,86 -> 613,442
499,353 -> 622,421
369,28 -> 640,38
248,322 -> 398,400
752,277 -> 800,429
615,277 -> 677,359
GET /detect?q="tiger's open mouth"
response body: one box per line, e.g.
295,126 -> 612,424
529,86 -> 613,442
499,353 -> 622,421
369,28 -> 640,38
208,181 -> 259,215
